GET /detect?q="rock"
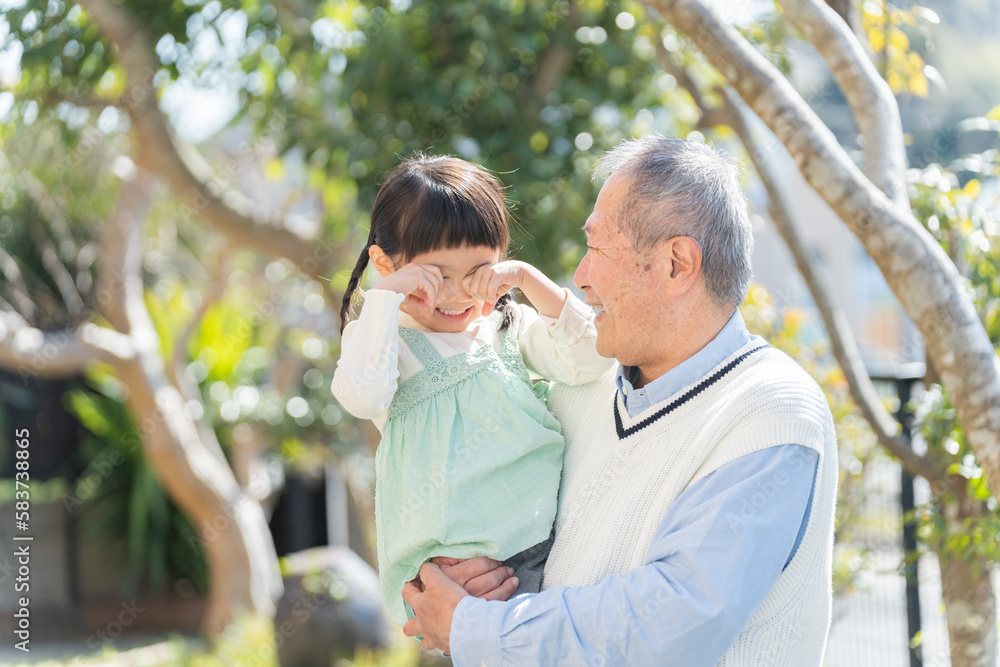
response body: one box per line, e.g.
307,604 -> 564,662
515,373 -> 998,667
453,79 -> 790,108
275,546 -> 390,667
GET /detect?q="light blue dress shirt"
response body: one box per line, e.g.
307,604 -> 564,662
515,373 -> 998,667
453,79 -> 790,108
450,310 -> 819,666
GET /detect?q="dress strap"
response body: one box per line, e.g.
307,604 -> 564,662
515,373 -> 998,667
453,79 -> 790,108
491,309 -> 532,384
399,327 -> 443,367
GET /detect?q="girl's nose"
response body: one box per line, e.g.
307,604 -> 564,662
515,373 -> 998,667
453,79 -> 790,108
443,278 -> 470,300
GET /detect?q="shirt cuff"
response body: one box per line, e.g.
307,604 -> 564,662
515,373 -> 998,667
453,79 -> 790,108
362,287 -> 406,309
539,289 -> 594,347
450,596 -> 504,667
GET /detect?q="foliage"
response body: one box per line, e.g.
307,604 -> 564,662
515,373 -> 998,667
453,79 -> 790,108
5,614 -> 425,666
0,119 -> 119,330
2,0 -> 712,277
65,367 -> 210,593
861,1 -> 934,98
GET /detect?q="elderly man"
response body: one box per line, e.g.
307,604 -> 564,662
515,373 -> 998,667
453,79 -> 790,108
402,135 -> 837,666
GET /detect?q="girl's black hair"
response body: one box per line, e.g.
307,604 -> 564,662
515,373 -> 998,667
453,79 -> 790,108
339,153 -> 515,333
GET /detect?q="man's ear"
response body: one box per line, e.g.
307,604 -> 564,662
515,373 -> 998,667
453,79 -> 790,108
665,236 -> 703,294
369,245 -> 396,278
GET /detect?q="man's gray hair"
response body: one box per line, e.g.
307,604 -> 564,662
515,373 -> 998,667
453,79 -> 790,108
594,135 -> 754,306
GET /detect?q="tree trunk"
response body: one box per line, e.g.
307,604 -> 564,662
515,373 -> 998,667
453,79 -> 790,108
107,174 -> 283,635
116,358 -> 283,635
936,484 -> 998,667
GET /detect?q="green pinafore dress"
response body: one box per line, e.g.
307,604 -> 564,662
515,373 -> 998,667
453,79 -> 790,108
374,312 -> 565,626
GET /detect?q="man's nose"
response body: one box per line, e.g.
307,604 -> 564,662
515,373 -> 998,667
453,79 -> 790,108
574,252 -> 590,292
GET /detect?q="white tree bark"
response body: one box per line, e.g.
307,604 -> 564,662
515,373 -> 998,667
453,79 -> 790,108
0,312 -> 133,377
720,89 -> 939,481
778,0 -> 909,210
648,0 -> 1000,497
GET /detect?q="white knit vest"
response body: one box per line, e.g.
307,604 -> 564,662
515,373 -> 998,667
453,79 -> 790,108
543,341 -> 837,666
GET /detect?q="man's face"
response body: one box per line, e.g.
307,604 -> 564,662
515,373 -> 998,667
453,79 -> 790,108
574,173 -> 666,366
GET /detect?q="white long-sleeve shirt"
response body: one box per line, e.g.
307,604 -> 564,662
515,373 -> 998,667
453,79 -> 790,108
332,288 -> 613,430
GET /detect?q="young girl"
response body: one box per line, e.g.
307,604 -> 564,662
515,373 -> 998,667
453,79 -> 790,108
332,153 -> 612,626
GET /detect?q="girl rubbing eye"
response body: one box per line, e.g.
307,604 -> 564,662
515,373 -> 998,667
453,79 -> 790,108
332,153 -> 613,627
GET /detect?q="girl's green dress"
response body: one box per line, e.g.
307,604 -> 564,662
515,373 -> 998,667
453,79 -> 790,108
375,311 -> 565,626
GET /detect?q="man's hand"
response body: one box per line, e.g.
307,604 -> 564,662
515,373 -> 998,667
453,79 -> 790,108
403,560 -> 520,652
401,563 -> 467,652
431,557 -> 519,599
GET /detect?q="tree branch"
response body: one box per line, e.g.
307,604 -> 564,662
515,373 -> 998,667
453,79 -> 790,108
648,0 -> 1000,497
28,225 -> 86,320
823,0 -> 860,37
778,0 -> 909,210
0,246 -> 37,322
75,0 -> 337,275
0,310 -> 133,378
22,171 -> 82,258
721,88 -> 939,481
44,92 -> 125,110
655,41 -> 729,129
88,158 -> 283,632
96,169 -> 154,333
167,255 -> 231,469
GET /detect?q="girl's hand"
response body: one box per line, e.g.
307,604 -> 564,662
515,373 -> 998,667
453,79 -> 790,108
463,261 -> 524,317
373,263 -> 443,310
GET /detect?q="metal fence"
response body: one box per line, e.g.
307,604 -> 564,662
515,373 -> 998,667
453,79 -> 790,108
824,368 -> 995,667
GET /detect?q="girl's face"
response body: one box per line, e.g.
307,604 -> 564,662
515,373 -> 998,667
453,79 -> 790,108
397,245 -> 501,333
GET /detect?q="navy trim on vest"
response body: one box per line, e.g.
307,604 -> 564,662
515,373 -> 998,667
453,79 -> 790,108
614,344 -> 769,439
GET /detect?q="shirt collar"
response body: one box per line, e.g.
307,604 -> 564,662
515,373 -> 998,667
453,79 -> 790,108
615,309 -> 754,417
398,310 -> 489,336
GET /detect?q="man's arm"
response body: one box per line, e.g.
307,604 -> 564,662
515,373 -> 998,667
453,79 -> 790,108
414,444 -> 818,665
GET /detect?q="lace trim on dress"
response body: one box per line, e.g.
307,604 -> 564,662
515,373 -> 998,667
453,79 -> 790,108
387,346 -> 507,420
388,311 -> 533,420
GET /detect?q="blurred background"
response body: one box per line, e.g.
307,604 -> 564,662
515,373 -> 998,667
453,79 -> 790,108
0,0 -> 999,664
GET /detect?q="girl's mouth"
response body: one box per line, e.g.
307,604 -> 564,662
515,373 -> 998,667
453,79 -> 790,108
436,306 -> 473,321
